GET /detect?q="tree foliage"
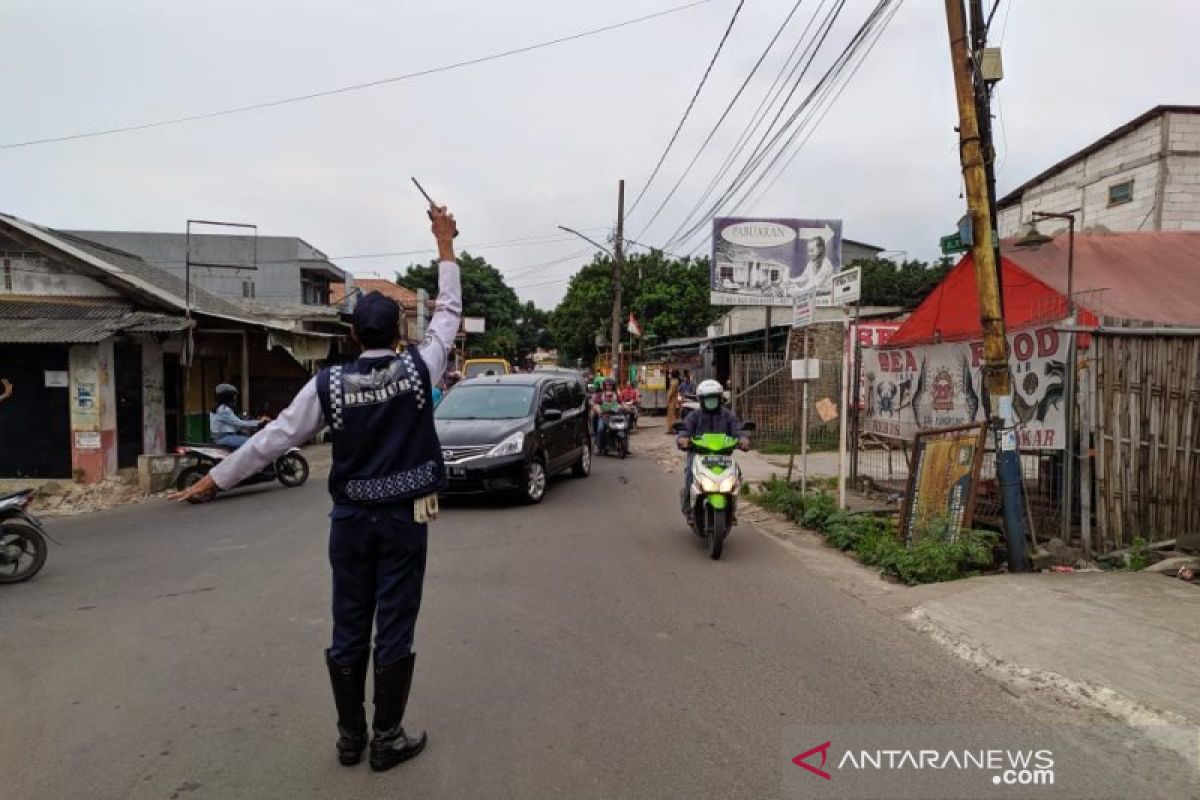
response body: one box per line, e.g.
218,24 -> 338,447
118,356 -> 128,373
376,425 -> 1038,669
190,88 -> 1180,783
549,251 -> 721,364
397,252 -> 549,362
852,257 -> 954,308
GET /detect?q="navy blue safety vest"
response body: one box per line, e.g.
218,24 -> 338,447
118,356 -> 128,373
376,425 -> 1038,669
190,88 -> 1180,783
316,347 -> 446,506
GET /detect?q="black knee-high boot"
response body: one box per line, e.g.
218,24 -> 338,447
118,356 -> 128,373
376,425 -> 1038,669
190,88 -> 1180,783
325,650 -> 369,766
369,652 -> 427,772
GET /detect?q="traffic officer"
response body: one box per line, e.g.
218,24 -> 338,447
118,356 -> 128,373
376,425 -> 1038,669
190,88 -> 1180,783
172,204 -> 461,773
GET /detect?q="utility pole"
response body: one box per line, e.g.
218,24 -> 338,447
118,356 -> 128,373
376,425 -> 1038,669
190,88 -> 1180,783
612,179 -> 625,380
944,0 -> 1029,570
968,0 -> 1004,307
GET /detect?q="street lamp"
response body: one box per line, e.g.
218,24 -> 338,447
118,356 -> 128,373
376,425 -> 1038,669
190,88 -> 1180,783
1015,210 -> 1079,547
1014,211 -> 1076,317
558,225 -> 613,258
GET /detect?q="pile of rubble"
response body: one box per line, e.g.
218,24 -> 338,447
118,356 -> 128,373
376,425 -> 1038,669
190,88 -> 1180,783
29,472 -> 166,517
1032,534 -> 1200,585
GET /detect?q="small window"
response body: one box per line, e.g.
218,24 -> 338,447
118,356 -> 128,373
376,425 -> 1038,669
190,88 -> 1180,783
1108,179 -> 1133,207
242,281 -> 255,298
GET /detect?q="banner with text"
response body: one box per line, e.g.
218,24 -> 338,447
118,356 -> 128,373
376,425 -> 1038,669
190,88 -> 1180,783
861,326 -> 1067,449
711,217 -> 843,306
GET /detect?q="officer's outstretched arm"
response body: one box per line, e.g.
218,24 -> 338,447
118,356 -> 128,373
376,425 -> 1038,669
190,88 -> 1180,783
418,205 -> 462,384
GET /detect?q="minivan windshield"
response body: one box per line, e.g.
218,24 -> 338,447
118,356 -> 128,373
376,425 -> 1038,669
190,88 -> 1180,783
435,384 -> 534,420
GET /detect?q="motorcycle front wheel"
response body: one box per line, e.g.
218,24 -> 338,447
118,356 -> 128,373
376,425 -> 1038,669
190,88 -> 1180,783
618,435 -> 628,459
276,452 -> 310,488
707,507 -> 728,560
0,522 -> 48,584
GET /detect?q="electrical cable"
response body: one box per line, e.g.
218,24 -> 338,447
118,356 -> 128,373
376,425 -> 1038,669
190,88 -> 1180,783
667,0 -> 896,251
627,0 -> 748,215
667,0 -> 833,239
663,0 -> 862,249
657,0 -> 843,245
629,0 -> 808,238
1,0 -> 716,150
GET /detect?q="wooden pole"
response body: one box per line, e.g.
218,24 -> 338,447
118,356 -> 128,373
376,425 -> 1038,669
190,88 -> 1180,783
945,0 -> 1028,568
611,180 -> 625,379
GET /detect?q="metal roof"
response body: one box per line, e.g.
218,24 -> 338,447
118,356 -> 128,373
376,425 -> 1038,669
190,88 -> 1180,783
0,298 -> 191,343
0,213 -> 328,336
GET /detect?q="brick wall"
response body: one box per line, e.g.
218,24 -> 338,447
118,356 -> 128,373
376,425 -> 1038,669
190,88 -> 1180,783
998,112 -> 1200,237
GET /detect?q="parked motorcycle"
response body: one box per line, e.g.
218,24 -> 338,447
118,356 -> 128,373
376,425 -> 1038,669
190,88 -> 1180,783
174,445 -> 310,503
602,410 -> 631,459
675,421 -> 755,560
0,489 -> 49,583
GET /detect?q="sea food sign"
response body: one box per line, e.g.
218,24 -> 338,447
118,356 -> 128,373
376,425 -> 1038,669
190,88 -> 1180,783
861,326 -> 1067,449
711,217 -> 843,306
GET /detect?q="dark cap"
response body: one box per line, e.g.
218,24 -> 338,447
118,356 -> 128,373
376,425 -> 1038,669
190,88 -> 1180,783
352,290 -> 400,341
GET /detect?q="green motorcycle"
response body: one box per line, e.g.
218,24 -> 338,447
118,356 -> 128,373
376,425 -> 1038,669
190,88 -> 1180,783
678,424 -> 754,560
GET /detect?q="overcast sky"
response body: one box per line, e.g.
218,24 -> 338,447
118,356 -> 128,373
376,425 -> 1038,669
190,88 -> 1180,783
3,0 -> 1196,308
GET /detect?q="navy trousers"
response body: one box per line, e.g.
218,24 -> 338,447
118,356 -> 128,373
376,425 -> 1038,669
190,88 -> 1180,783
327,504 -> 428,667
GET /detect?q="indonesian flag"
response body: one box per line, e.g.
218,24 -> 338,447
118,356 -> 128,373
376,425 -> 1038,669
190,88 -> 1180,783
627,312 -> 642,338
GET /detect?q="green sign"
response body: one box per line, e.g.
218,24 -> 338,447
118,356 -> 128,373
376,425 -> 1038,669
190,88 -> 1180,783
940,233 -> 970,255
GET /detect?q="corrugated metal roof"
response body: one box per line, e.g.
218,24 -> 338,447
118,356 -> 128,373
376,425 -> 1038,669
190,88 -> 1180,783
0,298 -> 191,343
0,214 -> 288,327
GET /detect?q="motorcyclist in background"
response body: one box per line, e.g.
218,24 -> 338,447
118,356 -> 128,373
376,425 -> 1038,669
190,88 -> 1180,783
209,384 -> 267,449
676,379 -> 749,515
592,377 -> 620,452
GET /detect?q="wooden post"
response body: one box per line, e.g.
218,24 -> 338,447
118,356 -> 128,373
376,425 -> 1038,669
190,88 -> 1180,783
800,328 -> 810,494
1079,356 -> 1093,558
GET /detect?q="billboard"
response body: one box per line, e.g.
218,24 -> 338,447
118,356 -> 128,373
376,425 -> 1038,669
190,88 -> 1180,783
861,326 -> 1068,450
711,217 -> 843,306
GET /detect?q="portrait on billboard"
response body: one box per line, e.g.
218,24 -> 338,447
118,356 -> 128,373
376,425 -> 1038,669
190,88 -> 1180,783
710,217 -> 843,306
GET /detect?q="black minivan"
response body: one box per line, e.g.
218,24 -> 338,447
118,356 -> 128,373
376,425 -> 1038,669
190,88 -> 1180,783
434,373 -> 591,503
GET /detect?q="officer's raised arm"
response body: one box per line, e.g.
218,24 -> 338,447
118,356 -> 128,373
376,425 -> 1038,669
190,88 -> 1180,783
417,205 -> 462,384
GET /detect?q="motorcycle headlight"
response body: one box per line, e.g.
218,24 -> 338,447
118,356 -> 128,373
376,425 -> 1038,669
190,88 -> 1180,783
698,475 -> 722,493
488,431 -> 525,458
718,474 -> 737,493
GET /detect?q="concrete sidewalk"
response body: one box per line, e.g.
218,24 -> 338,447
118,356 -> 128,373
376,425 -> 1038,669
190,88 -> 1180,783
893,571 -> 1200,762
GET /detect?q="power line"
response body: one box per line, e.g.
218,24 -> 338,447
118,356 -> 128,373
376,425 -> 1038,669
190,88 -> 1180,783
658,0 -> 840,245
629,0 -> 807,239
666,0 -> 895,250
663,0 -> 853,248
734,0 -> 902,213
673,0 -> 834,235
1,0 -> 716,150
677,0 -> 902,255
627,0 -> 748,215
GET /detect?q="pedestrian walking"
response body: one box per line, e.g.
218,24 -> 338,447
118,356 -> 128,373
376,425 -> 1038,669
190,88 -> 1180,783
664,369 -> 681,433
171,203 -> 462,773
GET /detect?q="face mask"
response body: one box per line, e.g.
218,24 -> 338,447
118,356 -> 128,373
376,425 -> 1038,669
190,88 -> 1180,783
702,397 -> 720,412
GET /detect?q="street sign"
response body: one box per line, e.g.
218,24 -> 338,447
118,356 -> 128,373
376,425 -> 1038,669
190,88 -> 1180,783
792,288 -> 815,328
830,266 -> 861,305
791,358 -> 820,380
939,233 -> 970,255
463,316 -> 486,333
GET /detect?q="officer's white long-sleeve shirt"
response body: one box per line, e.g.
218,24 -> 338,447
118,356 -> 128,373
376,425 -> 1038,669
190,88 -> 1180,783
210,260 -> 462,490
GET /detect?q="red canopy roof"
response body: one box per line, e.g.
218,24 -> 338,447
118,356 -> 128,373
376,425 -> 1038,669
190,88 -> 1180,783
888,232 -> 1200,346
887,254 -> 1065,346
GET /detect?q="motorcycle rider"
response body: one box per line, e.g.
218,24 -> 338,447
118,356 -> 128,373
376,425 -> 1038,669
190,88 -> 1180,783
592,377 -> 620,451
676,379 -> 749,515
209,384 -> 266,449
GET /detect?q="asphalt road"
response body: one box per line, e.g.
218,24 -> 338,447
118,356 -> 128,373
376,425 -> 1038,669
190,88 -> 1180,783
1,444 -> 1194,799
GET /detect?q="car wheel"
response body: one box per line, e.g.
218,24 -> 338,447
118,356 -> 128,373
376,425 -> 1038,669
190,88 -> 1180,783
523,456 -> 548,504
571,441 -> 592,478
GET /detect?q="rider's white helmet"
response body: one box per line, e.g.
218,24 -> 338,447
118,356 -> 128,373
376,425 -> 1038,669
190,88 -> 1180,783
697,379 -> 724,411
